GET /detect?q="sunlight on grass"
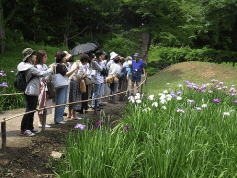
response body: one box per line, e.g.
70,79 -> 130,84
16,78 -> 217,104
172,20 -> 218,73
144,61 -> 237,94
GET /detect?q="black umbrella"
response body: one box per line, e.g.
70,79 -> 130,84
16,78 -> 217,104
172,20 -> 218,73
70,42 -> 98,56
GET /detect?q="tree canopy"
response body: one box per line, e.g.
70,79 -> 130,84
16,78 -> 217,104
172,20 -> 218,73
1,0 -> 237,53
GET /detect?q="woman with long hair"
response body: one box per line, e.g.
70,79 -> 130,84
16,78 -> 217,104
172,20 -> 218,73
54,51 -> 79,124
35,50 -> 53,128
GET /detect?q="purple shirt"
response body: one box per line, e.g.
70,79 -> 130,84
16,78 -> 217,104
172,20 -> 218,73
132,60 -> 145,72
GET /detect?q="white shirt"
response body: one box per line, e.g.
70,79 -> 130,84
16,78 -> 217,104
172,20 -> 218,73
109,63 -> 122,78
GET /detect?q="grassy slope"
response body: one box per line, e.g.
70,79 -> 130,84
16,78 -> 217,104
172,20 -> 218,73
143,61 -> 237,94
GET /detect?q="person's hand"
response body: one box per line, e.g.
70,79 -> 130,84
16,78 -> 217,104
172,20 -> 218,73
49,64 -> 56,70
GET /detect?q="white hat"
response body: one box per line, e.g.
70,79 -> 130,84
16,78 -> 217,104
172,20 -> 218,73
110,52 -> 118,60
63,51 -> 72,59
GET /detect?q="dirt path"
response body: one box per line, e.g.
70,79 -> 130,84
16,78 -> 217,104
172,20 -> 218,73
0,76 -> 144,149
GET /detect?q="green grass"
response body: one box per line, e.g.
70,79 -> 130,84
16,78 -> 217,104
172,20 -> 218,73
143,61 -> 237,94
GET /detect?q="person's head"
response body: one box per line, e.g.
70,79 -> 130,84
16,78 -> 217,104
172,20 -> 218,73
126,56 -> 132,61
35,50 -> 47,65
110,51 -> 118,60
22,48 -> 36,64
80,53 -> 89,65
134,53 -> 140,61
95,50 -> 104,60
113,56 -> 120,64
55,51 -> 67,63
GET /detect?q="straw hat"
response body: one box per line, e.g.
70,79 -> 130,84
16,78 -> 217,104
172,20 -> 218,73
22,48 -> 35,61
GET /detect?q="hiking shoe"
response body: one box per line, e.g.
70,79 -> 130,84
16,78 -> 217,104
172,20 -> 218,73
31,128 -> 41,134
20,130 -> 35,136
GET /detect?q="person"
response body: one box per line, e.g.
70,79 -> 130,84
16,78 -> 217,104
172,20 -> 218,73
108,56 -> 123,104
98,51 -> 109,106
35,50 -> 53,128
18,48 -> 55,136
67,54 -> 89,119
54,51 -> 79,124
119,57 -> 132,101
130,53 -> 146,95
106,51 -> 118,71
91,50 -> 106,111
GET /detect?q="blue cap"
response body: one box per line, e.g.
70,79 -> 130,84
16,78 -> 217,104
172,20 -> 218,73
134,53 -> 140,57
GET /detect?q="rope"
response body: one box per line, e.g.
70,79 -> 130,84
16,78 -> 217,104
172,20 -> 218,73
0,76 -> 147,123
0,93 -> 24,96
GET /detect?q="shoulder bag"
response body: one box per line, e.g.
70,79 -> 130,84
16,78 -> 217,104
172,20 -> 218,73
51,64 -> 69,89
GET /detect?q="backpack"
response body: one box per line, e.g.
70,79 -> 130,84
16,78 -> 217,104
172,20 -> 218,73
14,71 -> 34,91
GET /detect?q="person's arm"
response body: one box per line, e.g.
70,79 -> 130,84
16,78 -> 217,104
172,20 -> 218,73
143,67 -> 146,78
92,60 -> 103,72
65,62 -> 79,76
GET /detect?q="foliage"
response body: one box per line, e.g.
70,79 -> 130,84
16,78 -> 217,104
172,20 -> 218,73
145,62 -> 159,76
102,31 -> 142,57
182,0 -> 237,50
148,46 -> 237,64
54,79 -> 237,177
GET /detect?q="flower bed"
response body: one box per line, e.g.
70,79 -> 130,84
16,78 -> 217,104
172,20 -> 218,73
54,79 -> 237,177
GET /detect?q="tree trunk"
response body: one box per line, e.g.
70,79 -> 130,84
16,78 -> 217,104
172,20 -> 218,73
0,9 -> 5,54
64,33 -> 69,50
11,0 -> 16,30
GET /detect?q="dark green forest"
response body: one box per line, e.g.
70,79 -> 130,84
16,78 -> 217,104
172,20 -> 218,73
1,0 -> 237,54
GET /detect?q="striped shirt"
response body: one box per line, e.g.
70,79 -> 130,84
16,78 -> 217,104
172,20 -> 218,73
92,60 -> 105,84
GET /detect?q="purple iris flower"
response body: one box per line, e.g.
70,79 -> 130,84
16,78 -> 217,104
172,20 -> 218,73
96,120 -> 106,128
213,98 -> 221,103
74,123 -> 86,130
172,94 -> 176,98
197,89 -> 202,92
177,108 -> 185,113
177,91 -> 183,95
124,126 -> 133,131
195,107 -> 202,111
0,82 -> 8,87
234,100 -> 237,104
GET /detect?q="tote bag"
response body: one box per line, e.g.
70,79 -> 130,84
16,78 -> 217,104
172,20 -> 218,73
52,64 -> 69,89
80,79 -> 86,93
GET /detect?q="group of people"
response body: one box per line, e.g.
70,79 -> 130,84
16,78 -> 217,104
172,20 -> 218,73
17,48 -> 146,136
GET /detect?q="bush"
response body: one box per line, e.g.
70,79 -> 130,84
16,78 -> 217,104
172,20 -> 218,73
148,46 -> 237,64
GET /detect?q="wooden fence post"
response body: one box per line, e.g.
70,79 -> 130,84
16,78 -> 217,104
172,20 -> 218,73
1,119 -> 6,149
42,109 -> 47,132
94,99 -> 97,115
140,83 -> 143,95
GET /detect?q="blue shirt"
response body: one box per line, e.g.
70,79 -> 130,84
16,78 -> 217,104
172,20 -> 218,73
132,60 -> 145,72
125,66 -> 131,75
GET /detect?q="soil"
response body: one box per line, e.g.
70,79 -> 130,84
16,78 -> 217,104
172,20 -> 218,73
0,95 -> 128,178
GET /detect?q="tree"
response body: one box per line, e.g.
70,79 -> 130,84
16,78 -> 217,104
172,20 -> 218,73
182,0 -> 237,51
0,1 -> 5,54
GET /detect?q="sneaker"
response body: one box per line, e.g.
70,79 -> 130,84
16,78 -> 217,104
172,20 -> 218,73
38,123 -> 51,128
55,121 -> 66,124
31,128 -> 41,134
71,116 -> 82,120
20,130 -> 35,136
